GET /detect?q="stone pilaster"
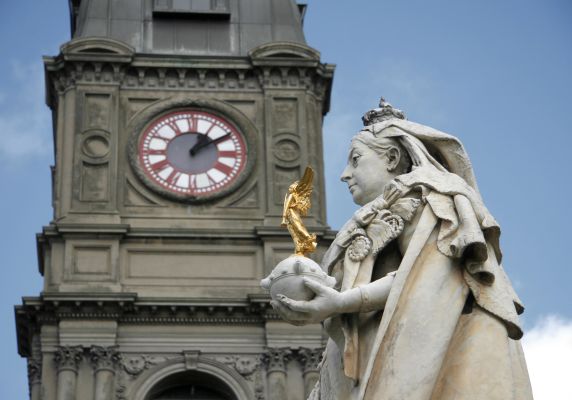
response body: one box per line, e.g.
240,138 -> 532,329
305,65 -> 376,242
298,348 -> 323,399
264,348 -> 291,400
27,358 -> 42,400
27,334 -> 42,400
90,346 -> 122,400
54,346 -> 83,400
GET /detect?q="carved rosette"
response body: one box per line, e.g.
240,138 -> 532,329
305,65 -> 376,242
297,348 -> 323,374
263,348 -> 292,373
90,346 -> 122,373
54,346 -> 84,373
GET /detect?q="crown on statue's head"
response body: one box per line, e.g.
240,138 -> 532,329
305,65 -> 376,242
362,97 -> 406,126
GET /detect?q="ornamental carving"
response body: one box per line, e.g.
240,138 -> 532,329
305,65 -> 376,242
297,348 -> 324,373
115,355 -> 168,400
89,346 -> 122,372
27,358 -> 42,385
273,139 -> 300,163
122,355 -> 165,377
214,355 -> 261,379
54,346 -> 84,372
263,348 -> 291,373
209,354 -> 265,399
82,132 -> 110,159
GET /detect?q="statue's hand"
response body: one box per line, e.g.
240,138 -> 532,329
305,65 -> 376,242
271,279 -> 343,325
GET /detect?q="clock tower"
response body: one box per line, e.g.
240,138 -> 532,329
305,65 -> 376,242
15,1 -> 334,400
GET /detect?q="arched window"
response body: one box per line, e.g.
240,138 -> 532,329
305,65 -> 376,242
147,370 -> 237,400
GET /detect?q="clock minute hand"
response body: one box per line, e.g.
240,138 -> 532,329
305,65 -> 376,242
210,133 -> 232,145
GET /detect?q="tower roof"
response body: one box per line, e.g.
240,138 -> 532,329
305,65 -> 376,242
68,0 -> 308,56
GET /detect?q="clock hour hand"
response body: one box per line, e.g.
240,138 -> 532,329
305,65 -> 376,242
189,133 -> 232,156
189,133 -> 210,157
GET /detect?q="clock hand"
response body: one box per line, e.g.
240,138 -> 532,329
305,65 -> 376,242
211,133 -> 232,145
189,133 -> 232,156
189,134 -> 209,157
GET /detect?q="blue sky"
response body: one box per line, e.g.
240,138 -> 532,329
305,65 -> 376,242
1,1 -> 571,398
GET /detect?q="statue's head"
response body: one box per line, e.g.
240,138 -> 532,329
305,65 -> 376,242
288,181 -> 298,193
341,99 -> 412,205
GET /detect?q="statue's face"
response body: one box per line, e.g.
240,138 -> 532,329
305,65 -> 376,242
341,141 -> 395,206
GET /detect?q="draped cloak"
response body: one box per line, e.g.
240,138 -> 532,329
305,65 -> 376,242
310,119 -> 533,400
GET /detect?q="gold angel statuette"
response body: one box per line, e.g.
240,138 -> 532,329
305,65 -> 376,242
282,166 -> 317,256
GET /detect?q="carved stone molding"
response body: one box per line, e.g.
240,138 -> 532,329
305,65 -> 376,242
54,346 -> 84,373
297,348 -> 323,373
44,54 -> 333,114
90,346 -> 122,373
263,348 -> 292,373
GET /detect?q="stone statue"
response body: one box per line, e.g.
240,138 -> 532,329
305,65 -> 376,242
269,99 -> 533,400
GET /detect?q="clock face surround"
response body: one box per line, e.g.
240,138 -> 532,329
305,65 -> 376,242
137,109 -> 247,200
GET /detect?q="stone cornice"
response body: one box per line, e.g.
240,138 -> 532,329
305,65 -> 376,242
43,43 -> 335,114
38,223 -> 337,243
16,293 -> 275,358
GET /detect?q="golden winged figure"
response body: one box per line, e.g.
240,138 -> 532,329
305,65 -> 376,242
281,166 -> 317,256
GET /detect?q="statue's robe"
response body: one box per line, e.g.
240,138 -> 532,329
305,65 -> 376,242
312,166 -> 533,400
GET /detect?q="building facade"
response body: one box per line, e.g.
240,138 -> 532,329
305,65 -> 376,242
15,1 -> 335,399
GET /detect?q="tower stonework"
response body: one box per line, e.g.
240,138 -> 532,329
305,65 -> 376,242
15,1 -> 334,399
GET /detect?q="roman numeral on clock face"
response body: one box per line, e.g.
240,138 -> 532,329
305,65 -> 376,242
213,161 -> 233,175
150,158 -> 169,172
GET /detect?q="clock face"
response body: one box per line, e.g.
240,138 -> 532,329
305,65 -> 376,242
137,110 -> 247,199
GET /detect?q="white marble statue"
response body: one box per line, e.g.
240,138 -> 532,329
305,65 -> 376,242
271,99 -> 533,400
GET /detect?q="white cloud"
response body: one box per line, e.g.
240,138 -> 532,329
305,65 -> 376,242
523,315 -> 572,400
0,61 -> 52,162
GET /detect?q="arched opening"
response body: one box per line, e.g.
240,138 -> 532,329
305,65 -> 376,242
146,370 -> 237,400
